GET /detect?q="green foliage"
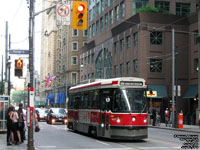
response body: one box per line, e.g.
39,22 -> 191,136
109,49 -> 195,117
11,90 -> 28,105
136,5 -> 159,13
0,81 -> 4,95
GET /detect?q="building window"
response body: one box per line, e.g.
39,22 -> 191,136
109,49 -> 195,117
89,26 -> 92,38
155,1 -> 170,14
104,13 -> 108,29
132,0 -> 148,15
114,65 -> 118,77
120,39 -> 124,51
72,56 -> 78,65
126,61 -> 130,75
133,59 -> 138,73
176,3 -> 190,16
83,30 -> 88,37
100,17 -> 103,32
91,53 -> 94,63
72,73 -> 77,85
194,58 -> 198,73
91,73 -> 94,79
101,0 -> 104,12
120,64 -> 124,77
114,41 -> 118,54
96,20 -> 99,33
89,9 -> 92,21
114,5 -> 119,22
150,31 -> 162,45
126,36 -> 130,49
110,0 -> 114,6
105,0 -> 108,9
109,9 -> 113,25
72,29 -> 78,37
83,41 -> 87,47
133,32 -> 138,46
194,30 -> 198,45
150,59 -> 162,72
96,2 -> 100,15
72,41 -> 78,51
92,6 -> 95,20
92,23 -> 95,37
120,1 -> 125,18
88,55 -> 91,64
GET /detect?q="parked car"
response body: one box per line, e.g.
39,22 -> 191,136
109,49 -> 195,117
35,108 -> 48,121
46,108 -> 67,125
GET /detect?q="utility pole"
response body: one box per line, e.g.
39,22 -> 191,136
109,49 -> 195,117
196,0 -> 200,124
5,21 -> 8,83
28,0 -> 35,149
172,28 -> 175,128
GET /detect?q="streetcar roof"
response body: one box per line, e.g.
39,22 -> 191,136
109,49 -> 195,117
69,77 -> 146,92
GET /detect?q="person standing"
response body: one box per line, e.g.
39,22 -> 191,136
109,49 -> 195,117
6,106 -> 15,146
11,108 -> 22,144
17,104 -> 25,143
165,108 -> 170,127
152,109 -> 156,126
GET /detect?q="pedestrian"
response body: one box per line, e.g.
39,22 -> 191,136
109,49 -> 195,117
152,109 -> 156,126
6,106 -> 15,146
11,108 -> 22,144
17,104 -> 25,143
165,108 -> 170,127
198,113 -> 200,129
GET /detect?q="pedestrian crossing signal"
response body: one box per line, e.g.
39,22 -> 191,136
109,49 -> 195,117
15,59 -> 23,77
72,1 -> 87,30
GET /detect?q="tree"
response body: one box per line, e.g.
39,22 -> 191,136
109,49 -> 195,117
136,5 -> 159,13
11,90 -> 28,105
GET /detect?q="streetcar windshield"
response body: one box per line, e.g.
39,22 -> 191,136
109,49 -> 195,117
113,88 -> 147,113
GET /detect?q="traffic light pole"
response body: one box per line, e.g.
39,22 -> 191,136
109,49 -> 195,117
28,0 -> 35,149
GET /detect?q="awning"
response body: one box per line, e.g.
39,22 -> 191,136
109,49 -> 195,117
45,94 -> 55,104
147,85 -> 168,98
56,92 -> 61,103
183,85 -> 198,99
60,92 -> 66,104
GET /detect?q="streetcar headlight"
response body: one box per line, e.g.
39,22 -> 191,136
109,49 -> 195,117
132,117 -> 136,122
116,117 -> 120,123
64,119 -> 68,124
144,118 -> 147,123
101,123 -> 104,128
52,119 -> 56,124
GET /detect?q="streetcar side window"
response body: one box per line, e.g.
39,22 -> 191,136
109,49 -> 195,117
92,90 -> 100,109
68,94 -> 74,109
83,92 -> 89,109
80,93 -> 84,109
88,91 -> 94,109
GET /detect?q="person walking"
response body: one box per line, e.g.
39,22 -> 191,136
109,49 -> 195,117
6,106 -> 15,146
11,108 -> 22,144
165,108 -> 170,127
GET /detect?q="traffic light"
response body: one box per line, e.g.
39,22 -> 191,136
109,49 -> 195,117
15,59 -> 23,77
72,1 -> 87,30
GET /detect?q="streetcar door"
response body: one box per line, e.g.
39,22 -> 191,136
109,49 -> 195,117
99,90 -> 111,137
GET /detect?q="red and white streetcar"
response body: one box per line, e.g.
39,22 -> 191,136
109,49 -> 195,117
67,77 -> 148,140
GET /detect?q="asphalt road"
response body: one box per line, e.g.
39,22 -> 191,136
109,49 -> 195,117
33,122 -> 200,150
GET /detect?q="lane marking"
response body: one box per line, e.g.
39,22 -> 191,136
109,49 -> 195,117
36,145 -> 57,148
146,139 -> 180,147
95,140 -> 109,145
139,147 -> 181,149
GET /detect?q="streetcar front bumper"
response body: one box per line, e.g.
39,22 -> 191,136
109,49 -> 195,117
109,125 -> 148,140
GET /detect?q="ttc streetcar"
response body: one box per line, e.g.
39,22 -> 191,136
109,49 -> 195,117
67,77 -> 148,140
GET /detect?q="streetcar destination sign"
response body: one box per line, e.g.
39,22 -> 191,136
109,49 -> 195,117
9,50 -> 29,54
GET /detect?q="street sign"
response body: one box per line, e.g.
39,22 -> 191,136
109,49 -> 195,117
147,91 -> 157,97
56,2 -> 70,26
9,50 -> 29,54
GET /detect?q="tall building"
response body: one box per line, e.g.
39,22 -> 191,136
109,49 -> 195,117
40,0 -> 87,106
81,0 -> 198,124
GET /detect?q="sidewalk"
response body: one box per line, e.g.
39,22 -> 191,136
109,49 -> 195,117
0,133 -> 27,150
149,123 -> 200,133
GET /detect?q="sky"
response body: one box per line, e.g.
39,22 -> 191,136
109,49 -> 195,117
0,0 -> 43,88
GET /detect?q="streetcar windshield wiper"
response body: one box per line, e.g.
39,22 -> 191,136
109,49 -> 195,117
140,103 -> 146,114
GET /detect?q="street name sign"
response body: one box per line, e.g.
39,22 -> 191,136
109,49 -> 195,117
9,50 -> 29,54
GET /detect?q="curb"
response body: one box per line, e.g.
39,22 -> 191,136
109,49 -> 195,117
148,125 -> 200,133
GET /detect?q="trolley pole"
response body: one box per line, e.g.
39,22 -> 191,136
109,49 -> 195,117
28,0 -> 35,149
